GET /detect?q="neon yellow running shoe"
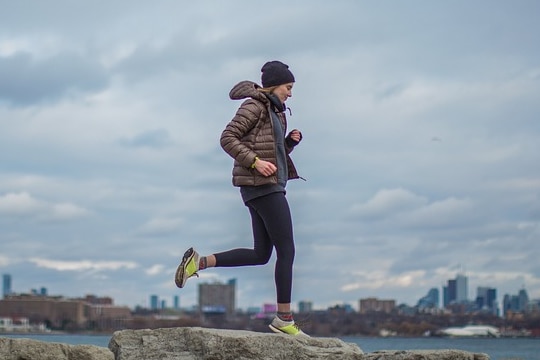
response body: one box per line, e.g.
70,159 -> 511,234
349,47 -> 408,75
269,317 -> 309,337
175,247 -> 200,288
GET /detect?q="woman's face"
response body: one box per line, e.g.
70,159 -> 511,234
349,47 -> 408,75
272,82 -> 294,103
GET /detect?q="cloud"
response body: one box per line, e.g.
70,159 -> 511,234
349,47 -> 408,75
28,258 -> 137,272
0,51 -> 109,106
350,188 -> 428,219
137,216 -> 185,237
341,270 -> 427,292
0,254 -> 10,267
0,192 -> 41,215
349,188 -> 475,230
145,264 -> 165,276
401,197 -> 475,229
50,203 -> 91,220
0,192 -> 90,221
119,129 -> 173,149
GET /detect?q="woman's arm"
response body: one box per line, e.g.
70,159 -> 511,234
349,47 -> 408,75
220,100 -> 263,168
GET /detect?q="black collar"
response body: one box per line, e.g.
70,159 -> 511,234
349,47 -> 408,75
265,93 -> 286,113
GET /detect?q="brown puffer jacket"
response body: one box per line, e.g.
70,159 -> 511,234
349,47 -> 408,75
220,80 -> 300,187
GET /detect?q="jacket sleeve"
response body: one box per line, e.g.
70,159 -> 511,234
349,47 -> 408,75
285,131 -> 301,154
284,112 -> 301,154
220,99 -> 263,168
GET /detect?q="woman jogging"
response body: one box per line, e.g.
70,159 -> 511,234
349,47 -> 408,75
175,60 -> 306,336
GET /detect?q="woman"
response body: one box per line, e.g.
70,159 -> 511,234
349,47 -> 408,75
175,60 -> 306,336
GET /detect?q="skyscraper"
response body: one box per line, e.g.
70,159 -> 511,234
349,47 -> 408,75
476,286 -> 497,313
2,274 -> 12,298
150,295 -> 159,310
443,279 -> 456,306
417,288 -> 439,309
504,288 -> 531,314
455,274 -> 468,302
518,289 -> 529,311
443,273 -> 468,306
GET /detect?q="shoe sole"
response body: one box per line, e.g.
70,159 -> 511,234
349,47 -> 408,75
175,247 -> 195,288
269,324 -> 310,337
268,324 -> 285,334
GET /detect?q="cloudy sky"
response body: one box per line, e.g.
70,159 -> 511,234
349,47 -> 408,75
1,1 -> 539,312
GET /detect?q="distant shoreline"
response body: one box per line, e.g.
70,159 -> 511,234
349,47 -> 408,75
0,330 -> 113,336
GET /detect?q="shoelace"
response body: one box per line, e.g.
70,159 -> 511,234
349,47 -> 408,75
294,314 -> 311,328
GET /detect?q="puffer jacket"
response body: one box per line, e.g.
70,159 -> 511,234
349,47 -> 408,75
220,80 -> 300,187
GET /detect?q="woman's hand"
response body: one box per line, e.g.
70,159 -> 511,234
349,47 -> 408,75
254,158 -> 277,177
289,129 -> 302,143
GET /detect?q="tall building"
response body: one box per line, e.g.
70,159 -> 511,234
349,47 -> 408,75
2,274 -> 12,298
476,287 -> 497,314
150,295 -> 159,310
518,289 -> 529,311
417,288 -> 439,309
198,279 -> 236,317
503,288 -> 529,314
455,274 -> 468,302
298,300 -> 313,313
173,295 -> 180,310
443,273 -> 468,306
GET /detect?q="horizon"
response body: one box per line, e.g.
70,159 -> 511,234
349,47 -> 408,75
2,271 -> 531,313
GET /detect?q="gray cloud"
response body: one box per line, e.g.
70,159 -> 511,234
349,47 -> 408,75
118,129 -> 174,149
0,52 -> 109,106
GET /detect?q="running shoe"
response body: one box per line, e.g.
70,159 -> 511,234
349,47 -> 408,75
269,316 -> 309,337
174,247 -> 200,288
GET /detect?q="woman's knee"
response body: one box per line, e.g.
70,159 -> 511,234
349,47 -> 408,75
250,246 -> 270,265
276,246 -> 295,265
256,252 -> 272,265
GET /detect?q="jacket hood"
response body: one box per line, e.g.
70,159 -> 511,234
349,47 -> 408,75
229,81 -> 268,103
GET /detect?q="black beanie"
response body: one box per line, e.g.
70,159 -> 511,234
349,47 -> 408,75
261,61 -> 295,88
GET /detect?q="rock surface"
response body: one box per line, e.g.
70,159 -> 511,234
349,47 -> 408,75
108,327 -> 490,360
0,327 -> 491,360
0,336 -> 114,360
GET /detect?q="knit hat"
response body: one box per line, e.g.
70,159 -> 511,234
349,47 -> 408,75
261,61 -> 295,88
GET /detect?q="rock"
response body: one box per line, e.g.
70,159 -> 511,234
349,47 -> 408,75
0,337 -> 113,360
109,327 -> 490,360
108,327 -> 364,360
364,349 -> 490,360
0,328 -> 491,360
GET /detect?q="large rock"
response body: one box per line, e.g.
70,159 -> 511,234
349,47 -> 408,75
0,328 -> 491,360
0,337 -> 113,360
108,327 -> 364,360
108,327 -> 490,360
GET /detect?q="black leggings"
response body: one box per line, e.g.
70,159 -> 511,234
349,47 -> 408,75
213,192 -> 295,304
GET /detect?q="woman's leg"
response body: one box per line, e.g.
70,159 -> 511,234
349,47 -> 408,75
205,192 -> 295,305
247,192 -> 295,305
210,201 -> 274,267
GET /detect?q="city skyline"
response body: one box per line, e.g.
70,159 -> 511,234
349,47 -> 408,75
2,272 -> 532,314
1,1 -> 539,310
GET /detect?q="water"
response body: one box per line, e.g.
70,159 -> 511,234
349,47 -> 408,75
2,333 -> 539,360
343,336 -> 540,360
